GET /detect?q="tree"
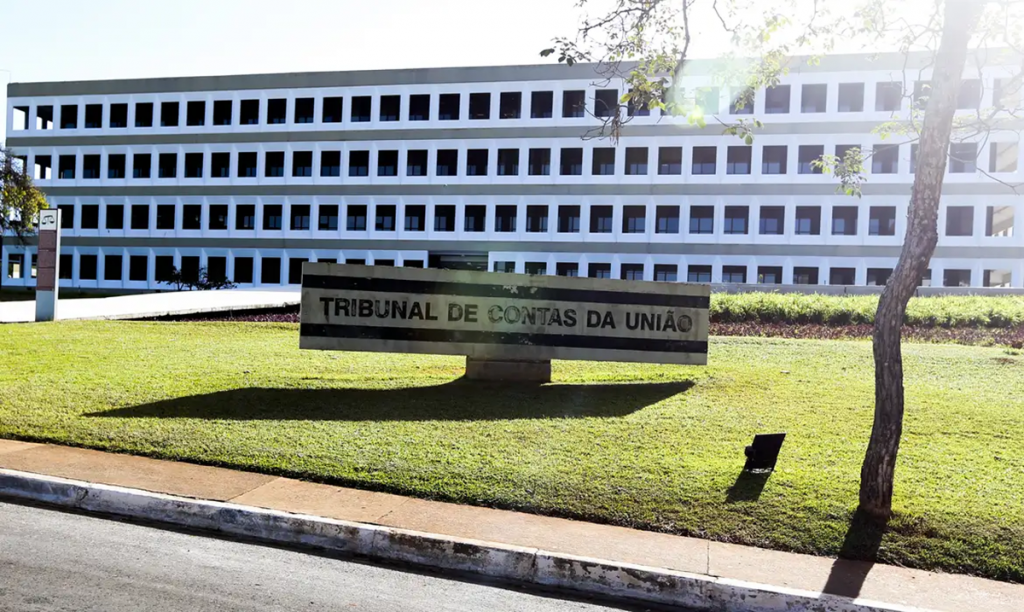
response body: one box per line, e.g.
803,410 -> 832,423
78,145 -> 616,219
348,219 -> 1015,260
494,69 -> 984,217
1,148 -> 48,291
159,266 -> 236,292
546,0 -> 1021,519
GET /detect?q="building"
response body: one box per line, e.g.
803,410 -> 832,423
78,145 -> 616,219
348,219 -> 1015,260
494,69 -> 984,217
3,52 -> 1022,291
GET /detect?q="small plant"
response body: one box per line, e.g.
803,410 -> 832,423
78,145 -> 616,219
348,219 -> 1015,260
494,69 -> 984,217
160,266 -> 236,292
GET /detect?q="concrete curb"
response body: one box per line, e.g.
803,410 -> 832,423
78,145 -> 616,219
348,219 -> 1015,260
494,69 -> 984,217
0,468 -> 927,612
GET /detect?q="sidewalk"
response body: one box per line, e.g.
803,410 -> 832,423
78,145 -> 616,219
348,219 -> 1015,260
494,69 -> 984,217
1,439 -> 1020,611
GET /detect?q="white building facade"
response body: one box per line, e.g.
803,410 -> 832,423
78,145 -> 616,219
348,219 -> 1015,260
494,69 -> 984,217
4,52 -> 1023,291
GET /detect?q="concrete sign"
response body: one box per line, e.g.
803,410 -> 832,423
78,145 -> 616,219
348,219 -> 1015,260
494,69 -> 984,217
299,263 -> 710,366
35,209 -> 61,322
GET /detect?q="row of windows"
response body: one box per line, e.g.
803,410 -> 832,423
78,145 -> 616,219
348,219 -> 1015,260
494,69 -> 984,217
23,141 -> 1019,181
50,202 -> 1015,238
14,77 -> 1022,131
4,251 -> 1009,289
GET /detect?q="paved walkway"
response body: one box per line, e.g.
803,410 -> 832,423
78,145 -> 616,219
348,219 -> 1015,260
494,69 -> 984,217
0,289 -> 299,323
1,439 -> 1020,611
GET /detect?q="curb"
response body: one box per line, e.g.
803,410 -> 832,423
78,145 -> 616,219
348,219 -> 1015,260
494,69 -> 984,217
0,468 -> 925,612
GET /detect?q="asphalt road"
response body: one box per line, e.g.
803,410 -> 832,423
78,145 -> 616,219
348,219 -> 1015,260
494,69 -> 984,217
0,500 -> 651,612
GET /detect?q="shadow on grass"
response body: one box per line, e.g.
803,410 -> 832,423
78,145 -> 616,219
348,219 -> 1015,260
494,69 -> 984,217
85,379 -> 695,422
725,470 -> 772,503
821,509 -> 889,599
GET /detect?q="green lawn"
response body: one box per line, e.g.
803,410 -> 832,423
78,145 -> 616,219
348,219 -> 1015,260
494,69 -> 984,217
1,321 -> 1022,582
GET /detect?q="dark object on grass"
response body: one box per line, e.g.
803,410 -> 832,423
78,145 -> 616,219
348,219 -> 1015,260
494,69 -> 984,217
744,433 -> 786,472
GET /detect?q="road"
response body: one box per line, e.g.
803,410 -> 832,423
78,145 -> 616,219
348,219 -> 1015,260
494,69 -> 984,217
0,500 -> 650,612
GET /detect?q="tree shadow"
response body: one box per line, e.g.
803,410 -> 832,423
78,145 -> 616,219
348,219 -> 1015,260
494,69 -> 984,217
84,379 -> 695,422
725,470 -> 772,503
821,508 -> 889,600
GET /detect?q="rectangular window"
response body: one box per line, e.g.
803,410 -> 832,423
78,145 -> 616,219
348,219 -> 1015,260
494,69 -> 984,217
102,254 -> 123,281
994,78 -> 1022,110
696,87 -> 720,114
264,151 -> 284,177
206,257 -> 227,284
531,91 -> 554,118
186,100 -> 205,126
59,254 -> 73,279
78,254 -> 98,280
872,145 -> 899,174
943,269 -> 972,287
262,204 -> 283,230
589,205 -> 613,233
759,206 -> 785,235
876,82 -> 902,112
692,147 -> 717,174
58,205 -> 74,229
60,104 -> 78,129
801,84 -> 827,113
556,262 -> 579,277
233,258 -> 254,284
687,265 -> 712,283
84,104 -> 102,128
238,152 -> 258,177
267,98 -> 287,124
213,100 -> 232,125
989,143 -> 1019,173
558,205 -> 581,233
288,258 -> 308,284
466,149 -> 489,176
588,263 -> 611,279
236,204 -> 256,230
620,264 -> 644,281
407,150 -> 428,176
832,206 -> 858,235
105,204 -> 124,230
318,204 -> 339,231
625,148 -> 648,175
762,146 -> 788,174
436,149 -> 458,176
379,95 -> 400,121
529,148 -> 551,175
595,89 -> 618,117
592,148 -> 615,175
757,266 -> 783,284
798,145 -> 824,174
34,154 -> 52,180
261,257 -> 281,285
765,85 -> 791,114
80,205 -> 99,229
658,147 -> 682,175
375,205 -> 396,231
294,97 -> 314,123
795,206 -> 821,235
347,205 -> 368,231
211,152 -> 230,178
869,206 -> 896,236
654,265 -> 677,282
377,150 -> 399,176
320,151 -> 341,177
726,146 -> 751,174
794,267 -> 819,285
209,205 -> 228,230
560,148 -> 583,175
434,205 -> 455,231
323,97 -> 343,123
128,255 -> 148,282
945,206 -> 974,236
110,103 -> 128,128
655,205 -> 680,234
494,149 -> 519,176
499,92 -> 521,119
724,205 -> 748,234
156,204 -> 176,230
160,101 -> 179,127
722,266 -> 747,283
562,90 -> 585,118
986,205 -> 1015,237
622,205 -> 645,233
689,206 -> 714,234
182,204 -> 201,230
405,204 -> 427,231
525,262 -> 547,276
351,96 -> 371,122
290,204 -> 311,231
240,99 -> 260,124
158,153 -> 177,178
134,102 -> 153,127
469,93 -> 491,119
82,155 -> 101,179
837,83 -> 864,112
348,150 -> 370,176
526,205 -> 548,233
949,143 -> 978,173
184,152 -> 203,178
408,94 -> 430,121
493,261 -> 516,273
731,89 -> 755,115
495,205 -> 517,232
627,90 -> 651,117
438,93 -> 460,120
58,155 -> 75,179
867,268 -> 893,286
957,79 -> 981,109
130,204 -> 149,230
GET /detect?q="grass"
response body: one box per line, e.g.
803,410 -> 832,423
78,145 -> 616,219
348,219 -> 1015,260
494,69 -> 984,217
712,293 -> 1024,328
1,321 -> 1022,582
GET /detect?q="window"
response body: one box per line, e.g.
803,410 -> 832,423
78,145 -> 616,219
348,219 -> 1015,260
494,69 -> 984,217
409,94 -> 430,121
265,151 -> 284,177
658,147 -> 682,175
130,204 -> 149,230
207,257 -> 227,284
625,148 -> 648,175
351,96 -> 371,122
84,104 -> 102,128
595,89 -> 618,117
106,204 -> 124,230
622,205 -> 645,233
263,204 -> 283,230
990,143 -> 1019,173
531,91 -> 553,118
794,267 -> 819,285
347,205 -> 368,231
627,90 -> 651,116
466,149 -> 489,176
132,153 -> 151,179
872,145 -> 899,174
288,258 -> 308,284
348,150 -> 370,176
656,206 -> 680,234
558,205 -> 581,233
731,89 -> 754,115
957,79 -> 981,109
795,206 -> 821,235
499,92 -> 521,119
236,205 -> 256,230
406,150 -> 427,176
323,97 -> 343,123
832,206 -> 858,235
7,253 -> 23,279
722,266 -> 747,283
438,93 -> 460,120
525,262 -> 547,276
158,153 -> 177,178
379,95 -> 400,121
34,155 -> 52,180
986,205 -> 1014,237
913,81 -> 931,110
211,152 -> 230,178
949,143 -> 977,173
589,263 -> 612,279
590,206 -> 613,233
375,205 -> 396,231
493,261 -> 516,273
213,100 -> 232,125
526,205 -> 548,233
759,206 -> 785,235
876,82 -> 902,112
765,85 -> 791,114
267,98 -> 287,124
261,258 -> 281,285
801,84 -> 827,113
592,148 -> 615,175
869,206 -> 896,236
59,254 -> 73,279
79,255 -> 98,280
83,155 -> 101,179
654,265 -> 677,282
234,258 -> 254,284
838,83 -> 865,112
154,204 -> 175,230
758,266 -> 783,284
104,255 -> 123,281
110,103 -> 128,128
60,104 -> 78,129
556,263 -> 579,277
726,146 -> 751,174
160,101 -> 179,127
182,204 -> 201,230
240,99 -> 259,124
402,204 -> 425,231
291,204 -> 311,231
495,205 -> 517,232
321,151 -> 341,177
762,146 -> 788,174
491,149 -> 519,177
434,205 -> 455,231
294,98 -> 314,123
318,205 -> 339,231
238,152 -> 258,177
529,148 -> 551,175
867,268 -> 892,286
377,150 -> 398,176
58,205 -> 74,229
943,269 -> 972,287
184,152 -> 203,178
437,150 -> 458,176
58,155 -> 75,179
469,93 -> 491,119
984,269 -> 1013,288
621,264 -> 644,281
186,101 -> 205,126
562,90 -> 585,118
81,205 -> 99,229
689,206 -> 714,234
994,78 -> 1022,110
798,146 -> 824,174
696,87 -> 720,114
134,102 -> 153,127
687,265 -> 712,283
560,148 -> 583,175
945,206 -> 974,236
464,205 -> 486,232
692,147 -> 717,174
209,205 -> 228,230
724,206 -> 748,234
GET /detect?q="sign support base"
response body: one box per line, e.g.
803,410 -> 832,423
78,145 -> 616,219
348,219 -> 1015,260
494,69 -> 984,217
465,357 -> 551,383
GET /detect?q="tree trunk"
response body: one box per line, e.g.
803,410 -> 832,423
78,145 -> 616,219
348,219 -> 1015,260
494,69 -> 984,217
859,0 -> 983,519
